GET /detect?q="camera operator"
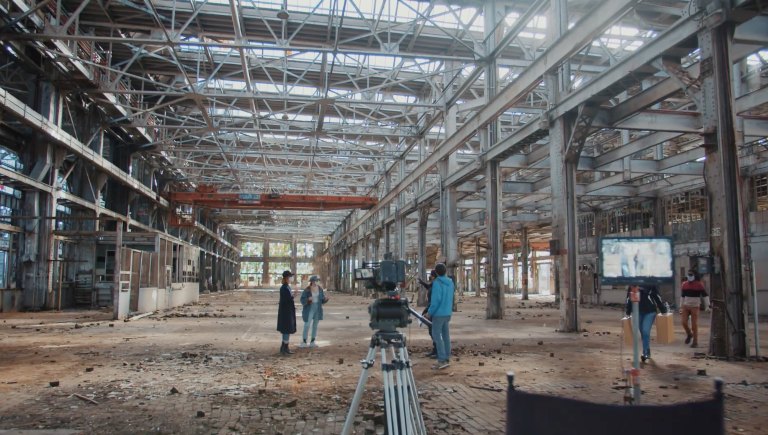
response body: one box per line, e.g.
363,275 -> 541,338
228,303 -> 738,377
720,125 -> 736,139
424,263 -> 454,370
418,269 -> 438,358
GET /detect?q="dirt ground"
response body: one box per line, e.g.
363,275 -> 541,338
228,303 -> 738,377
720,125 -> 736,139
1,288 -> 767,435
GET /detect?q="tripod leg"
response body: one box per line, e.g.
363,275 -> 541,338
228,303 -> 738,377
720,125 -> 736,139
401,345 -> 427,434
341,345 -> 379,435
393,346 -> 411,434
382,346 -> 400,435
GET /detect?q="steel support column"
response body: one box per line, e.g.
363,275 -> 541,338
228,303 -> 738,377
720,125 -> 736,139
700,18 -> 748,358
397,159 -> 406,261
473,237 -> 481,297
263,240 -> 270,286
548,0 -> 579,332
522,227 -> 530,301
484,0 -> 504,319
290,237 -> 298,284
417,207 -> 428,307
486,160 -> 504,318
440,105 -> 459,292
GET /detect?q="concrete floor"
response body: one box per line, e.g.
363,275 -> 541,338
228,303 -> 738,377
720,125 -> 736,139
1,288 -> 767,434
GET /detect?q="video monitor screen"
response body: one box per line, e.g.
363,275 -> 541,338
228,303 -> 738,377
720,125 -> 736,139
354,268 -> 374,280
599,237 -> 674,285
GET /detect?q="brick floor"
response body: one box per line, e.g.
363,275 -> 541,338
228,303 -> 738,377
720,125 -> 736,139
1,289 -> 767,434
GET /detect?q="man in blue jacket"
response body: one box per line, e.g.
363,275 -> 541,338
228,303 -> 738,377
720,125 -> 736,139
425,263 -> 454,370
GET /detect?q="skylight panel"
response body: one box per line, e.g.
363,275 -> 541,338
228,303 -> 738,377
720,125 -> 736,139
746,51 -> 767,66
206,79 -> 247,90
391,94 -> 416,104
606,25 -> 639,37
262,133 -> 306,141
209,108 -> 252,118
520,31 -> 546,40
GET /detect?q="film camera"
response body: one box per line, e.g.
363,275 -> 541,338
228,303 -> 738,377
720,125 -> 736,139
355,259 -> 424,332
345,259 -> 430,435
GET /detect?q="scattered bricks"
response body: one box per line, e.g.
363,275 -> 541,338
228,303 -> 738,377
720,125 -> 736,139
49,381 -> 60,387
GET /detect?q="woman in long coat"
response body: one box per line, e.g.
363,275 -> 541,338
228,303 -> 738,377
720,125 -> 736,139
276,270 -> 297,355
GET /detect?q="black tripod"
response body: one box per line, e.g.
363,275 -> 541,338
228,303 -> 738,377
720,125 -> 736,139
341,330 -> 427,435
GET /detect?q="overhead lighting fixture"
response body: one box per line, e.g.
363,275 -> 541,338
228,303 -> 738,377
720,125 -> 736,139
277,9 -> 289,20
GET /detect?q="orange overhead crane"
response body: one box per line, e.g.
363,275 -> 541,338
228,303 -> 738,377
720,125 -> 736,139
167,186 -> 378,211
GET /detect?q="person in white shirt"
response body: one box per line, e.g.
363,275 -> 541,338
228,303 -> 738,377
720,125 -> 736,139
299,275 -> 330,348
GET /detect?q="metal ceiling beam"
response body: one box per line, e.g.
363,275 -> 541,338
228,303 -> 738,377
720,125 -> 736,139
337,0 -> 641,243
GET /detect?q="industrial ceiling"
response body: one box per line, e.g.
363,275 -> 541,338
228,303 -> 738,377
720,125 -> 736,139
0,0 -> 766,255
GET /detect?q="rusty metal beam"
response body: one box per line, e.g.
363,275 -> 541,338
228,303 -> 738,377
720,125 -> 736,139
168,188 -> 377,211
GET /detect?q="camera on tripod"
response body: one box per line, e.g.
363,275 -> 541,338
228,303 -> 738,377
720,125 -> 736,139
344,258 -> 429,435
354,259 -> 413,332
